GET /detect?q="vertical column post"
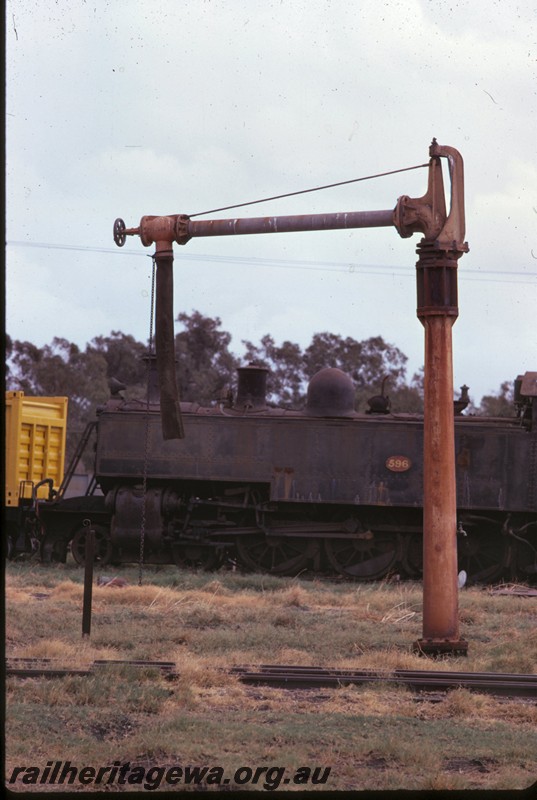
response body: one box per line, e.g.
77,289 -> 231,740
413,242 -> 468,655
82,520 -> 95,638
153,247 -> 184,440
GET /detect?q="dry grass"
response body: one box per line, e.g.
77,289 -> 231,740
5,561 -> 537,792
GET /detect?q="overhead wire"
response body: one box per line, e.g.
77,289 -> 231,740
6,240 -> 537,285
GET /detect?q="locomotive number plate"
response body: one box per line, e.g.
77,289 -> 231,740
386,455 -> 411,472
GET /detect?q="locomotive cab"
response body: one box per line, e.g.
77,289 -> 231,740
514,372 -> 537,429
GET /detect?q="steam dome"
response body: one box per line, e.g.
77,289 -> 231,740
306,368 -> 356,417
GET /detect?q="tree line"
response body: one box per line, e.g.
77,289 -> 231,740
6,310 -> 514,463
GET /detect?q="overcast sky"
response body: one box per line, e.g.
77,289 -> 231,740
6,0 -> 537,403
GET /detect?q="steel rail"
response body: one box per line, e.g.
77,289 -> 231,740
230,665 -> 537,698
246,665 -> 537,682
6,658 -> 537,698
7,668 -> 92,678
5,657 -> 176,679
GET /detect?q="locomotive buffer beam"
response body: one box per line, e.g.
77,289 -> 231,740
114,140 -> 469,655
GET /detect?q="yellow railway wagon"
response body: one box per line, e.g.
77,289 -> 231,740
5,392 -> 68,506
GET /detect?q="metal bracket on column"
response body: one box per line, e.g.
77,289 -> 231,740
394,139 -> 469,255
400,140 -> 470,323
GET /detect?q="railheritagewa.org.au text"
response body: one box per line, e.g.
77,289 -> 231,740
8,760 -> 332,791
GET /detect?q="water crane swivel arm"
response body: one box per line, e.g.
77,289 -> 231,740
114,140 -> 468,254
113,140 -> 468,440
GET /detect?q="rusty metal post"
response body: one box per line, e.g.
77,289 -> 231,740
412,245 -> 468,656
409,142 -> 469,656
82,520 -> 95,638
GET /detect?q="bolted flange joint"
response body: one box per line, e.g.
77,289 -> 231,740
174,214 -> 191,245
413,638 -> 469,657
394,193 -> 444,241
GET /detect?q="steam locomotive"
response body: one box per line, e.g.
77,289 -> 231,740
10,363 -> 537,584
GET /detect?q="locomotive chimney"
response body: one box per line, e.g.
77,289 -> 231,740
236,363 -> 269,410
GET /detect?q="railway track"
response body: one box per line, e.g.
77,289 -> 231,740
231,665 -> 537,698
5,658 -> 176,679
6,658 -> 537,699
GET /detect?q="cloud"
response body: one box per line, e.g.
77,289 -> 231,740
6,0 -> 537,404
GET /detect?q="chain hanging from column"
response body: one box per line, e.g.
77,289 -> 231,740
139,257 -> 157,587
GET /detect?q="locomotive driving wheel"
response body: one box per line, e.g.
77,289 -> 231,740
511,535 -> 537,582
71,524 -> 113,566
324,532 -> 400,580
236,534 -> 315,575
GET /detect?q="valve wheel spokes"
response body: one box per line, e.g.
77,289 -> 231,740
113,218 -> 126,247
